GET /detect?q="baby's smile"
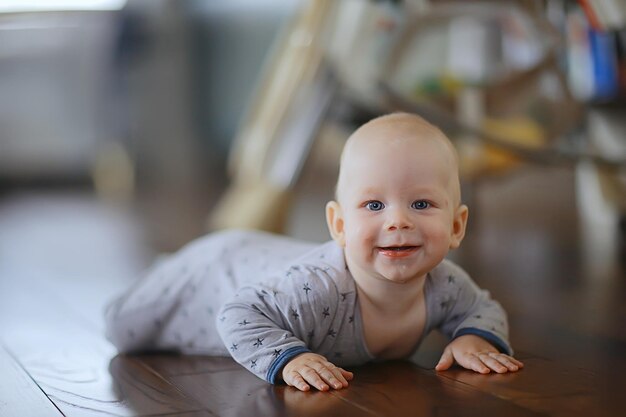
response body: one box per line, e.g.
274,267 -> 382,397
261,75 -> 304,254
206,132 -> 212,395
376,245 -> 420,258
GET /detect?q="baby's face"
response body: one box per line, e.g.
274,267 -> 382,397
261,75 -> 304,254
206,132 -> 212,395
328,123 -> 467,286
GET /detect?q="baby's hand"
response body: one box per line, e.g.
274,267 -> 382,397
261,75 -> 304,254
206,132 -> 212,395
281,352 -> 353,392
435,334 -> 524,374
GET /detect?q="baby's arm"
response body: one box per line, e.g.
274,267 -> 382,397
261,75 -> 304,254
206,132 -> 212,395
432,261 -> 523,373
216,272 -> 352,391
216,286 -> 312,384
217,278 -> 347,390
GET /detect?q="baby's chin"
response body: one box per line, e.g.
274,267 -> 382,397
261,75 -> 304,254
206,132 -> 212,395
374,270 -> 425,285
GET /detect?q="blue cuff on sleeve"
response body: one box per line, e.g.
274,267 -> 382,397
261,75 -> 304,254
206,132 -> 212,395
266,346 -> 311,384
453,327 -> 512,355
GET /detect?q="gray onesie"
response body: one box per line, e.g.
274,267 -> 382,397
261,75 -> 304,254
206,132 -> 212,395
105,230 -> 511,384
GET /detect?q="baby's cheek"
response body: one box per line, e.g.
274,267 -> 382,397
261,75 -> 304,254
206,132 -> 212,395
424,223 -> 453,248
345,235 -> 369,263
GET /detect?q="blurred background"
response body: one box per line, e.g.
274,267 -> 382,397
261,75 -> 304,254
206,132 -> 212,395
0,0 -> 624,289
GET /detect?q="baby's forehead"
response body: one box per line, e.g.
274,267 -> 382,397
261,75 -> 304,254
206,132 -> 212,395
343,123 -> 454,164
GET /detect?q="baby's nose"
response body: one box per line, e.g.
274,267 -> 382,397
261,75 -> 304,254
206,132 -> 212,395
385,209 -> 414,231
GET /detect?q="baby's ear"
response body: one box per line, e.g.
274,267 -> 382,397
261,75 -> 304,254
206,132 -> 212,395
449,204 -> 469,249
325,201 -> 346,247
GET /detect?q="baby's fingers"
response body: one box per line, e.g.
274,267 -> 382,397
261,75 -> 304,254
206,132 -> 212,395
339,367 -> 354,381
491,353 -> 524,372
477,353 -> 508,373
285,372 -> 311,392
312,362 -> 350,389
476,353 -> 524,374
463,353 -> 491,374
300,367 -> 331,391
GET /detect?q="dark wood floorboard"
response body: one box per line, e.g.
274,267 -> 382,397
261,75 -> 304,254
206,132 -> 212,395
328,361 -> 547,417
139,355 -> 243,377
167,365 -> 370,417
437,353 -> 606,417
140,355 -> 379,416
140,355 -> 547,417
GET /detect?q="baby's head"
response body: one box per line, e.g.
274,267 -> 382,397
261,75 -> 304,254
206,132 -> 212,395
325,113 -> 468,284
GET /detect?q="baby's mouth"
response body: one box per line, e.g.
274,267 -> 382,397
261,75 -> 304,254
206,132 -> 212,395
379,246 -> 418,251
377,245 -> 419,258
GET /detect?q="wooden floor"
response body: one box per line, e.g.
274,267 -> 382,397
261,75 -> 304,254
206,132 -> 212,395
1,165 -> 624,417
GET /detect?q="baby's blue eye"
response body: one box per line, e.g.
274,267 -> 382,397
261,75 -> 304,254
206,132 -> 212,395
411,200 -> 430,210
366,201 -> 385,211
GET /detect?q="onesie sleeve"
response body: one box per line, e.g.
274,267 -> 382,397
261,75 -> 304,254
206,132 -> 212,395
216,265 -> 340,384
429,260 -> 512,355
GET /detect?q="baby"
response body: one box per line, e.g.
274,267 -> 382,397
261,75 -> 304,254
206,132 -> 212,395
105,113 -> 523,392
